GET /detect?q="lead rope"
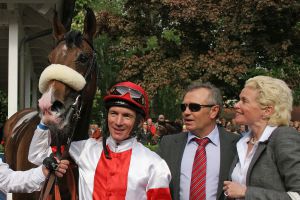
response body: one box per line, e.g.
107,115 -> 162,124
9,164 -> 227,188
39,96 -> 82,200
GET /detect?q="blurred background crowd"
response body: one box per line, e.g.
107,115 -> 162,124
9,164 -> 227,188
85,113 -> 300,151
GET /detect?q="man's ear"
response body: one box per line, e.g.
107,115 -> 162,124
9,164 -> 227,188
210,105 -> 220,119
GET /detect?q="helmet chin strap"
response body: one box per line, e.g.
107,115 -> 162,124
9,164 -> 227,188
102,112 -> 143,159
102,111 -> 111,159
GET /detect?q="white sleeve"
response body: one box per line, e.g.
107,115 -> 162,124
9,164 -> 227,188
0,159 -> 45,193
146,158 -> 172,199
28,124 -> 52,165
148,158 -> 171,190
69,140 -> 88,164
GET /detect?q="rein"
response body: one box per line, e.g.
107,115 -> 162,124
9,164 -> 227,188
39,96 -> 82,200
39,37 -> 97,200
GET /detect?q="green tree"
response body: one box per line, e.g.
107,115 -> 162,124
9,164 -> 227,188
94,0 -> 300,119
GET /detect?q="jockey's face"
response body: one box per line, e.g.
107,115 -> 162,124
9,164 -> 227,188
108,106 -> 136,143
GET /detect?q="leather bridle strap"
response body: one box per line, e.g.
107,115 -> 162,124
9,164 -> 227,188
39,96 -> 81,200
39,35 -> 96,200
40,170 -> 77,200
40,173 -> 56,200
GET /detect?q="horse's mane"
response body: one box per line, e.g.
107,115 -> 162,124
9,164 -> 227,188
64,30 -> 83,48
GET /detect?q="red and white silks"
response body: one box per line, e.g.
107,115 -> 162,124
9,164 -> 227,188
28,127 -> 172,200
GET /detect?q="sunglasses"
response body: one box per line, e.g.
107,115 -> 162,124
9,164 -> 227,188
180,103 -> 215,112
110,86 -> 145,106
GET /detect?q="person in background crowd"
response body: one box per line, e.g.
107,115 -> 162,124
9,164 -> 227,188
238,124 -> 247,135
223,75 -> 300,199
147,118 -> 156,136
137,122 -> 152,145
29,81 -> 172,200
0,156 -> 69,193
156,114 -> 166,127
157,81 -> 240,200
88,124 -> 101,139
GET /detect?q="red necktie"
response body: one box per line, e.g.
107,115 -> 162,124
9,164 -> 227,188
190,137 -> 210,200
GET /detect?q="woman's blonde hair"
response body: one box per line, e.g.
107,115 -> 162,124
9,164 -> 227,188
245,76 -> 293,126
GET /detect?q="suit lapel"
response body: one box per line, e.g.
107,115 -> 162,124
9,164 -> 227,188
217,128 -> 232,199
246,142 -> 267,185
172,133 -> 188,198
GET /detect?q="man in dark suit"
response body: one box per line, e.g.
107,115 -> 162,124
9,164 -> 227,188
157,81 -> 239,200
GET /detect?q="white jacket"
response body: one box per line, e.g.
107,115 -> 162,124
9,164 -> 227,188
29,126 -> 171,200
0,158 -> 45,193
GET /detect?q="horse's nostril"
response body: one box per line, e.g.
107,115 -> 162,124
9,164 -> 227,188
51,101 -> 64,112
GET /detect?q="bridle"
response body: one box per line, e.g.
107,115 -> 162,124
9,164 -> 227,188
39,36 -> 98,200
51,36 -> 98,157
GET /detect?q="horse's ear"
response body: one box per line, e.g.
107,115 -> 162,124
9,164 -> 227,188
83,7 -> 96,42
53,9 -> 66,42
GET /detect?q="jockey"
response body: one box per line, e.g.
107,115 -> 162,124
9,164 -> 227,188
0,157 -> 69,193
29,81 -> 172,200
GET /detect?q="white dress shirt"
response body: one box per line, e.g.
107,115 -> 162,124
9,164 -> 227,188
231,125 -> 277,199
180,125 -> 220,200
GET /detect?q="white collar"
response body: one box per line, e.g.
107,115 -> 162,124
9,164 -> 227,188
187,125 -> 220,146
107,136 -> 137,152
243,125 -> 277,144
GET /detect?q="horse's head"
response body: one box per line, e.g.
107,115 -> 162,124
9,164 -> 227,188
38,8 -> 97,139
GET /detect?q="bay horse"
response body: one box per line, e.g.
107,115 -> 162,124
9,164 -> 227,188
4,7 -> 97,200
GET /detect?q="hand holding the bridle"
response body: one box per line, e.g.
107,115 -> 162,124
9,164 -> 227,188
54,159 -> 70,177
223,181 -> 247,199
42,156 -> 70,178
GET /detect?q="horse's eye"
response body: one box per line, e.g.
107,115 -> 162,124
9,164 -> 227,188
77,54 -> 89,64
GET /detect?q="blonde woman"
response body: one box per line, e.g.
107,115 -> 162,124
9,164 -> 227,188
223,76 -> 300,199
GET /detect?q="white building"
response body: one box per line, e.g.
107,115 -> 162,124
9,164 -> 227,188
0,0 -> 75,118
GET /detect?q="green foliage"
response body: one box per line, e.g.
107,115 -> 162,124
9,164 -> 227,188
71,0 -> 91,31
161,28 -> 181,46
152,86 -> 182,120
145,36 -> 159,52
144,144 -> 158,152
0,90 -> 7,127
0,144 -> 3,153
90,89 -> 104,125
296,22 -> 300,30
92,0 -> 125,15
72,0 -> 99,31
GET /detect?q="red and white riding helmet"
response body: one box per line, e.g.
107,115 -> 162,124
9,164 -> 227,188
103,81 -> 149,119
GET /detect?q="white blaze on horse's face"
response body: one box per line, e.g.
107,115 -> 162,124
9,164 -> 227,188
62,44 -> 68,54
38,85 -> 62,125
